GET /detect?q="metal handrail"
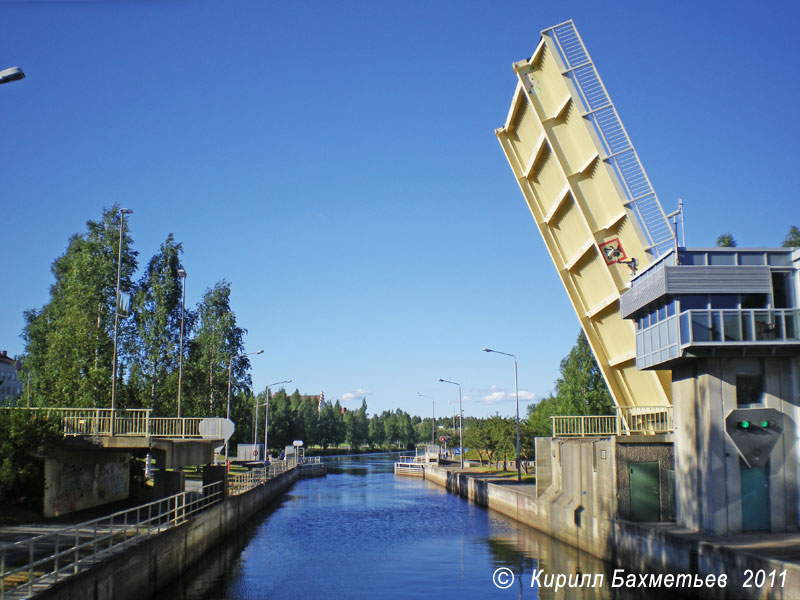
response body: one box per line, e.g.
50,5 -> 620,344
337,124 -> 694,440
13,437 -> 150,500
551,406 -> 673,437
0,408 -> 214,439
0,481 -> 224,599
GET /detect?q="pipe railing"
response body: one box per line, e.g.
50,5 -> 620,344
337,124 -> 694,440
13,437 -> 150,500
551,406 -> 673,437
0,481 -> 224,599
1,408 -> 217,439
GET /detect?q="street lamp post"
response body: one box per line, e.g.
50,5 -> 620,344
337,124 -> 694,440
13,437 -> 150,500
0,67 -> 25,85
225,349 -> 264,460
110,208 -> 133,434
176,268 -> 187,418
417,393 -> 435,445
483,347 -> 521,482
438,379 -> 463,468
256,379 -> 291,458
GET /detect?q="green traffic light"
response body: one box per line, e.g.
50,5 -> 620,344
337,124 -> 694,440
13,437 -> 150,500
760,420 -> 770,428
739,421 -> 750,429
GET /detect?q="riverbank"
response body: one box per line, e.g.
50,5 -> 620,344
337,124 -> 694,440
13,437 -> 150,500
423,465 -> 800,599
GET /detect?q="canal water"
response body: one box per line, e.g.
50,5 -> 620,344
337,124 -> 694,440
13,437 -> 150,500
158,454 -> 674,599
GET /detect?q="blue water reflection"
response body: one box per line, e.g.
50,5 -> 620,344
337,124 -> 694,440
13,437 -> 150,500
158,454 -> 670,599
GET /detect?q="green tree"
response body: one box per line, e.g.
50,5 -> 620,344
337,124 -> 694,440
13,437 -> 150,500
0,411 -> 64,510
128,235 -> 185,414
463,418 -> 491,465
345,399 -> 369,449
552,330 -> 613,415
182,281 -> 249,417
716,233 -> 737,247
782,225 -> 800,247
21,206 -> 138,407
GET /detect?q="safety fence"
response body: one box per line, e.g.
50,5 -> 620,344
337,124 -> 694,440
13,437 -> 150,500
1,408 -> 221,439
227,457 -> 297,496
551,406 -> 673,437
0,481 -> 224,599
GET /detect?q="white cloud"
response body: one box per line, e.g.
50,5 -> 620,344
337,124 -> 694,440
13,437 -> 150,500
479,385 -> 537,405
341,389 -> 372,402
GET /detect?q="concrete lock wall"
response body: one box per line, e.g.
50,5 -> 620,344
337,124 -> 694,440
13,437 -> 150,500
44,450 -> 130,518
39,467 -> 300,600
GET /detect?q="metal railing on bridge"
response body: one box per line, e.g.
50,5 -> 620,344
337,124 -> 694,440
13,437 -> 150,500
3,408 -> 222,439
551,406 -> 673,437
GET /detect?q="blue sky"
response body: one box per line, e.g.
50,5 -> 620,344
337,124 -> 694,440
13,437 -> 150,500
2,1 -> 798,419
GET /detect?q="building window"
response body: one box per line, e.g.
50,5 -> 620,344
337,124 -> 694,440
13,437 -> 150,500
736,374 -> 764,407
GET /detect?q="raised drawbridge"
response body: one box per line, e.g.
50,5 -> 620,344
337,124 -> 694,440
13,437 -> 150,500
495,20 -> 674,409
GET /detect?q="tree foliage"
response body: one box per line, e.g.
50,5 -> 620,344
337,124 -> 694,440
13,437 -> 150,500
0,411 -> 64,509
782,225 -> 800,248
716,233 -> 737,247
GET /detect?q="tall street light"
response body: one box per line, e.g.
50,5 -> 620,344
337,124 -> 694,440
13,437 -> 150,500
226,349 -> 264,460
0,67 -> 25,85
483,347 -> 521,482
259,379 -> 292,458
176,268 -> 187,418
110,208 -> 133,433
438,379 -> 463,468
417,392 -> 435,445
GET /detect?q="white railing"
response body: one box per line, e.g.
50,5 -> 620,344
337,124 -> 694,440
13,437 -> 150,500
2,408 -> 217,439
0,481 -> 224,599
551,406 -> 673,437
228,457 -> 297,495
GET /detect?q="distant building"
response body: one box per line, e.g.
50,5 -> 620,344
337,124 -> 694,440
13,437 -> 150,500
0,351 -> 23,403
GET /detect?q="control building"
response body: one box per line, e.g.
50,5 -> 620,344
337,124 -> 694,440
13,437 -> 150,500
620,247 -> 800,533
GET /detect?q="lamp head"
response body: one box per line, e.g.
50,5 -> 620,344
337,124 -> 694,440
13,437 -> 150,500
120,208 -> 133,215
177,268 -> 186,278
482,348 -> 491,353
256,349 -> 264,355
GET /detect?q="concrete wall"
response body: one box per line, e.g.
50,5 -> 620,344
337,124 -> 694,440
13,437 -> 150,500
39,468 -> 300,600
424,463 -> 800,599
44,449 -> 130,517
673,357 -> 799,534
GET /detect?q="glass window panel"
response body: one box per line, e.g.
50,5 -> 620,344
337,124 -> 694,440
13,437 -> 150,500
754,311 -> 776,340
668,318 -> 677,345
691,311 -> 711,342
679,251 -> 705,265
667,300 -> 675,317
710,294 -> 738,309
786,311 -> 798,339
711,311 -> 722,341
669,345 -> 679,359
643,330 -> 651,354
636,333 -> 644,356
659,322 -> 668,349
661,349 -> 669,363
679,295 -> 708,311
650,328 -> 659,352
768,253 -> 791,267
739,253 -> 765,266
709,252 -> 735,265
736,374 -> 763,407
658,303 -> 666,321
742,294 -> 768,309
723,311 -> 742,341
680,313 -> 690,344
